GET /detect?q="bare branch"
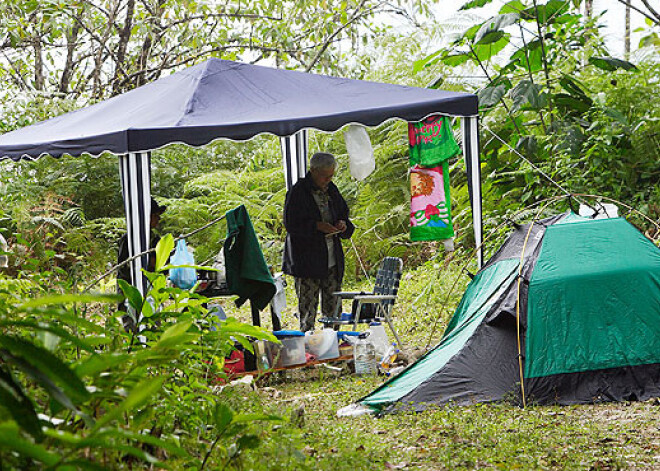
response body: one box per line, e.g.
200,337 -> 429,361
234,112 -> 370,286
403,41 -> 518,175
616,0 -> 660,27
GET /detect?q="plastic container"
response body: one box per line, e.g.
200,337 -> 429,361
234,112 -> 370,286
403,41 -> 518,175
254,340 -> 271,371
354,332 -> 376,375
270,331 -> 306,367
367,322 -> 389,357
379,343 -> 399,372
337,331 -> 360,341
305,329 -> 340,360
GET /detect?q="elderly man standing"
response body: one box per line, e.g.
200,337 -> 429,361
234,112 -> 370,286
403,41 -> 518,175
283,152 -> 355,332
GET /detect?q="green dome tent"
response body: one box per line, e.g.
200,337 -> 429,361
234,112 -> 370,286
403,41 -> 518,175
358,212 -> 660,414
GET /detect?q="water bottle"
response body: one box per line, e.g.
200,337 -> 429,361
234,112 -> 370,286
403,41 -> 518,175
354,332 -> 376,375
379,343 -> 399,370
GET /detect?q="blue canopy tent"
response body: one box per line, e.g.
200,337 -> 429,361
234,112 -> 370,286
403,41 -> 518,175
0,58 -> 482,296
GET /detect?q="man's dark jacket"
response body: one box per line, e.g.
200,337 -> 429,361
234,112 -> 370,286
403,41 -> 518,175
282,172 -> 355,281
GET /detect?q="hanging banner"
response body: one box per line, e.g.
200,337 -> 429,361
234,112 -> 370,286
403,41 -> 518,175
408,115 -> 459,241
410,163 -> 454,241
408,115 -> 460,168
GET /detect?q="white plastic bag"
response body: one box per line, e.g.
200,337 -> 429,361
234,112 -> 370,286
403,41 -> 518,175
212,249 -> 228,289
344,124 -> 375,181
169,239 -> 198,289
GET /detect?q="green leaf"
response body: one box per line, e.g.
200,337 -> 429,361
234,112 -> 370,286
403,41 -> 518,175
441,53 -> 472,67
588,56 -> 637,72
0,367 -> 42,441
553,93 -> 592,113
93,376 -> 166,431
0,421 -> 58,465
76,428 -> 187,458
474,13 -> 519,44
0,335 -> 89,403
142,299 -> 155,318
558,76 -> 591,100
508,39 -> 543,72
161,264 -> 217,272
473,34 -> 510,62
499,0 -> 525,14
515,135 -> 538,158
412,50 -> 443,73
509,79 -> 547,111
19,293 -> 122,309
459,0 -> 494,10
522,0 -> 570,23
603,107 -> 629,125
158,318 -> 193,343
75,353 -> 131,378
155,234 -> 174,271
478,83 -> 507,108
0,320 -> 94,352
214,402 -> 234,430
118,279 -> 143,311
476,30 -> 505,45
237,434 -> 260,450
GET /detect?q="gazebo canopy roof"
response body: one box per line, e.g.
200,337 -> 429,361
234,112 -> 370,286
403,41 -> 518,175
0,58 -> 478,161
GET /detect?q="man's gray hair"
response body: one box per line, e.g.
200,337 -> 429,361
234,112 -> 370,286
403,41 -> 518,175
310,152 -> 337,171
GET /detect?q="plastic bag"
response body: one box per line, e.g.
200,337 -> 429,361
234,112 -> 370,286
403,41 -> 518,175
344,124 -> 375,181
169,239 -> 198,289
212,249 -> 228,289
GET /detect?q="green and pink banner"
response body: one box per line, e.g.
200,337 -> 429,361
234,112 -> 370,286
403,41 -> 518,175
408,116 -> 460,241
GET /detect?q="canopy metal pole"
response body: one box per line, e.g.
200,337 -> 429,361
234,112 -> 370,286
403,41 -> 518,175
462,116 -> 483,268
280,130 -> 308,190
118,152 -> 152,295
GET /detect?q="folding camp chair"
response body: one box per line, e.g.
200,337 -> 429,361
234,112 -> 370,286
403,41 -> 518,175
320,257 -> 403,347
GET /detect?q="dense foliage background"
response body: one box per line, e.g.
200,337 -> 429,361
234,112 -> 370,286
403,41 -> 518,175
0,0 -> 659,467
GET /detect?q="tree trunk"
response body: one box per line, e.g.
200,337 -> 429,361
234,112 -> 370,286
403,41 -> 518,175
585,0 -> 593,19
625,1 -> 631,58
112,0 -> 136,95
60,20 -> 82,95
33,37 -> 44,91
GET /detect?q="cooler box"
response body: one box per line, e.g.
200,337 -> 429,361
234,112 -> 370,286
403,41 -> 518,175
270,330 -> 306,367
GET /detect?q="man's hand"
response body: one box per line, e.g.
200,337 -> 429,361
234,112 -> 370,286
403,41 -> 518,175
317,221 -> 339,234
335,220 -> 347,233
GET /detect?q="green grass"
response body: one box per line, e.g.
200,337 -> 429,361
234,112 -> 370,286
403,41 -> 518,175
223,372 -> 660,470
217,259 -> 660,470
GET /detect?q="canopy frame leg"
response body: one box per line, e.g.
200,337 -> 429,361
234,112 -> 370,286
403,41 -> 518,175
118,152 -> 152,296
462,116 -> 482,268
281,130 -> 308,191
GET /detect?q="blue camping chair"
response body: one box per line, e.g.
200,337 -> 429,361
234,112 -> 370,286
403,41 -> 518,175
320,257 -> 403,346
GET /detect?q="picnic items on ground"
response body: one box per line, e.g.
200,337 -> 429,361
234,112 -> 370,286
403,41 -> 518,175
344,124 -> 375,181
408,115 -> 460,242
169,238 -> 198,289
305,329 -> 340,360
367,322 -> 390,357
270,331 -> 306,367
354,332 -> 377,375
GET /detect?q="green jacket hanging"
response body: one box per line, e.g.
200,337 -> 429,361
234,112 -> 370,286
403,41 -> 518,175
224,205 -> 276,311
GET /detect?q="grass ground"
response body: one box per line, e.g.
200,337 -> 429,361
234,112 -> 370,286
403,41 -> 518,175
253,373 -> 660,470
218,258 -> 660,470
